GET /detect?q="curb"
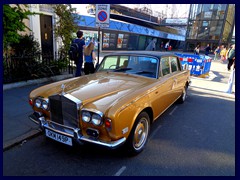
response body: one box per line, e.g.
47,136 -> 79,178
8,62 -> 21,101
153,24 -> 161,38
3,74 -> 73,91
3,129 -> 43,152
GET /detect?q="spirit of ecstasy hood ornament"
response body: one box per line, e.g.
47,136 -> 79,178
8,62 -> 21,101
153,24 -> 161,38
61,84 -> 65,95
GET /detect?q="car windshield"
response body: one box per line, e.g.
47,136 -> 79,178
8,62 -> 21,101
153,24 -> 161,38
97,55 -> 159,78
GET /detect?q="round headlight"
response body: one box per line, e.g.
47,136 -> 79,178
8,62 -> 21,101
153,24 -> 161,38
35,99 -> 42,108
82,111 -> 91,123
92,114 -> 102,126
42,100 -> 49,110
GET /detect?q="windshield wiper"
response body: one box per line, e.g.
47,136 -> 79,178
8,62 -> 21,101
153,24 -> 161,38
135,71 -> 154,74
114,68 -> 132,72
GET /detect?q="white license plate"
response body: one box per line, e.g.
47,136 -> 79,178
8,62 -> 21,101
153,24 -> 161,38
45,129 -> 73,146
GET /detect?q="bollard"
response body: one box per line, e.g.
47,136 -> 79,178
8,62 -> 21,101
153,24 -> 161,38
226,69 -> 235,94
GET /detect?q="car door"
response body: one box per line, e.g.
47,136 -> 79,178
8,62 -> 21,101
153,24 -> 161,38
150,56 -> 174,119
169,56 -> 183,100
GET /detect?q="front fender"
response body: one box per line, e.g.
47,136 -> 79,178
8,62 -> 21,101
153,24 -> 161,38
107,93 -> 151,140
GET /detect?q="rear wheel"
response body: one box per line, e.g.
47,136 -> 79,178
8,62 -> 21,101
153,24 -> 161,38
125,112 -> 150,155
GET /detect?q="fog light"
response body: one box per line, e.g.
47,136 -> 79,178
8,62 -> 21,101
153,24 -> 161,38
86,128 -> 99,138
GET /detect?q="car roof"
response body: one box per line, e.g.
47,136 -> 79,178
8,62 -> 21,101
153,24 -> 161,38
104,51 -> 177,58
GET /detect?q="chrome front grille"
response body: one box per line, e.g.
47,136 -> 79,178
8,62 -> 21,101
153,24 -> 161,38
49,94 -> 82,129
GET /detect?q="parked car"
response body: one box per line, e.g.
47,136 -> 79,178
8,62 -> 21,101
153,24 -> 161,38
28,51 -> 191,155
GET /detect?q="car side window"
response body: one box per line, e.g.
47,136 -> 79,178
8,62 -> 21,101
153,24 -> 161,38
170,56 -> 178,73
161,57 -> 170,76
119,56 -> 129,68
98,56 -> 118,71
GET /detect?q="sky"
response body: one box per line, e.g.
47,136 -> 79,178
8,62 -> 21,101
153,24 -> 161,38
71,4 -> 190,18
72,4 -> 88,15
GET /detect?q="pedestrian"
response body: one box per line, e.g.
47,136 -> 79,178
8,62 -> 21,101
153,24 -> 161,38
214,46 -> 220,60
165,42 -> 169,51
73,30 -> 86,77
226,44 -> 233,58
84,42 -> 96,75
204,44 -> 211,56
220,45 -> 227,63
160,42 -> 164,51
145,38 -> 156,51
152,39 -> 156,51
194,45 -> 200,55
227,44 -> 235,71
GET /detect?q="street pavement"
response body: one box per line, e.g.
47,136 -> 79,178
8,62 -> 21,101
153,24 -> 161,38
2,52 -> 235,151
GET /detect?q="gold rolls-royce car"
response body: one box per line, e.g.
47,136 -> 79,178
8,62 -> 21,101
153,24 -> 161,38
29,51 -> 191,155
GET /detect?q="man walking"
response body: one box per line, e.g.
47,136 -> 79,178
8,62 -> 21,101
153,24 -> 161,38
73,30 -> 85,77
227,44 -> 235,71
205,44 -> 211,56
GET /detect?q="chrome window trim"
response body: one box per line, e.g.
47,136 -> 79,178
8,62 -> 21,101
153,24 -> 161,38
81,108 -> 104,118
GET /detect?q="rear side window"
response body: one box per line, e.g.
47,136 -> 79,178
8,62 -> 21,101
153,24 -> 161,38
161,57 -> 170,76
170,56 -> 178,73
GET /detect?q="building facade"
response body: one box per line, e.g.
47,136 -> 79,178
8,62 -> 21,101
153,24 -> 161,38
26,4 -> 61,57
77,14 -> 186,51
25,4 -> 190,54
83,4 -> 187,51
185,4 -> 235,52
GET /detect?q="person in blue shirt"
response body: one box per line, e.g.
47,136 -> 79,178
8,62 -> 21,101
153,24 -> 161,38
74,30 -> 85,77
84,42 -> 96,75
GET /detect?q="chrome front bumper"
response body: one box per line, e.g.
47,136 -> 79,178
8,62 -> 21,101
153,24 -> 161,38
29,112 -> 126,149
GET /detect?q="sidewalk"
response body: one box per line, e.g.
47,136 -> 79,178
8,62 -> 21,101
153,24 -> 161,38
2,52 -> 235,151
190,59 -> 235,96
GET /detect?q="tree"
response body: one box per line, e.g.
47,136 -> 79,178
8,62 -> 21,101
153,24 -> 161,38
3,4 -> 36,52
52,4 -> 80,59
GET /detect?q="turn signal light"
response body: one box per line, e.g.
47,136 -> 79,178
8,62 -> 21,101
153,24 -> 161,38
29,99 -> 33,106
105,119 -> 112,129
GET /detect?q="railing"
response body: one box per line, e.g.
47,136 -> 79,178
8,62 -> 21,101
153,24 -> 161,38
3,52 -> 74,84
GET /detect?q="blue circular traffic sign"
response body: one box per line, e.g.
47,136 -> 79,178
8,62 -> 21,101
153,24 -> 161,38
98,10 -> 108,22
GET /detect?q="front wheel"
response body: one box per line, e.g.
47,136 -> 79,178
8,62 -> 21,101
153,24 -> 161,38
125,112 -> 150,155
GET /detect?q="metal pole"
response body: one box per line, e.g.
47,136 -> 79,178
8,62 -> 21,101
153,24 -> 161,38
97,26 -> 100,66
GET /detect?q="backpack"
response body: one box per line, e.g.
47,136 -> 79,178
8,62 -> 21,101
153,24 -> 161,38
68,40 -> 79,61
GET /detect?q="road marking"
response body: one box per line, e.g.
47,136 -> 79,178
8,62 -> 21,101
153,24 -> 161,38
114,166 -> 126,176
169,106 -> 178,116
150,125 -> 162,139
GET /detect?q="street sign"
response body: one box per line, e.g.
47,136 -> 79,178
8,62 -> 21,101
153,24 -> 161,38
95,4 -> 110,28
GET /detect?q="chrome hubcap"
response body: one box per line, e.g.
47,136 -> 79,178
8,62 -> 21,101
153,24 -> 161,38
133,118 -> 148,150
